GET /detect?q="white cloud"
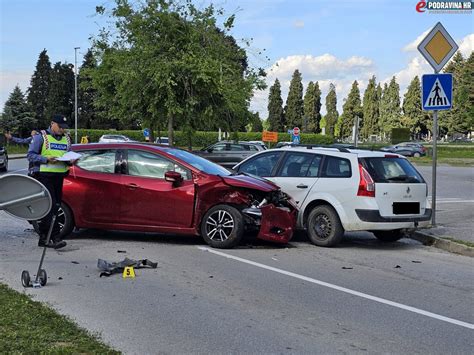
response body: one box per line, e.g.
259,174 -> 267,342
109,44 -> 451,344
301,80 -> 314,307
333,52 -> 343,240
250,54 -> 375,117
294,20 -> 304,28
403,29 -> 430,52
458,33 -> 474,57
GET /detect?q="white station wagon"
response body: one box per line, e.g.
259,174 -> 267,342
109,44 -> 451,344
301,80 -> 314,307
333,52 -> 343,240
233,146 -> 431,247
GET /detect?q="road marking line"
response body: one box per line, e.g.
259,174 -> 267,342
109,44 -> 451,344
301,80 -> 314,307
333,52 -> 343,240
8,168 -> 28,173
198,246 -> 474,330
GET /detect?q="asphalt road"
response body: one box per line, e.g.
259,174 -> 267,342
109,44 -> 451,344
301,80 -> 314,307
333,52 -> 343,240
0,216 -> 473,353
1,159 -> 473,353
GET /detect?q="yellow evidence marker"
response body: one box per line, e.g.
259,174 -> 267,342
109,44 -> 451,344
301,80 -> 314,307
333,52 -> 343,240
123,266 -> 136,278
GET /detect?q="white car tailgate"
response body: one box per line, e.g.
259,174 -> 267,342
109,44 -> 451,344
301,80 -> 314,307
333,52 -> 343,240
376,183 -> 428,217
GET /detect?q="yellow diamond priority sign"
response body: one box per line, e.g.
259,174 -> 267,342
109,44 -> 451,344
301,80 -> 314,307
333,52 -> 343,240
418,22 -> 458,72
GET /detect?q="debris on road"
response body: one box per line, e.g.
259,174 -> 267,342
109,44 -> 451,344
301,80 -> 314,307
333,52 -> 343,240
98,257 -> 157,277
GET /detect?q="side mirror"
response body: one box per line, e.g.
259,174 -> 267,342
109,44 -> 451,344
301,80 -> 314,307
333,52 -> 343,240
165,171 -> 183,186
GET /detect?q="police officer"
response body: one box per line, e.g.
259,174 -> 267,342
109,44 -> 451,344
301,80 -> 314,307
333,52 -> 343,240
27,114 -> 75,249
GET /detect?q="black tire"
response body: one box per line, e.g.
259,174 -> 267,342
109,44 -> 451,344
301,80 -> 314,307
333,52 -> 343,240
307,205 -> 344,247
38,269 -> 47,286
21,270 -> 31,288
201,204 -> 244,249
373,230 -> 404,242
32,202 -> 75,240
0,156 -> 7,172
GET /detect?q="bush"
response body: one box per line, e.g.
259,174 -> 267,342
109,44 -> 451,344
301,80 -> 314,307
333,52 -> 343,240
72,129 -> 334,148
391,128 -> 410,144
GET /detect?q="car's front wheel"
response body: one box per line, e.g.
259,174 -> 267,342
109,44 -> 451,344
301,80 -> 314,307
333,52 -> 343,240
0,156 -> 7,172
373,230 -> 404,242
307,205 -> 344,247
32,202 -> 75,240
201,204 -> 243,248
413,152 -> 421,158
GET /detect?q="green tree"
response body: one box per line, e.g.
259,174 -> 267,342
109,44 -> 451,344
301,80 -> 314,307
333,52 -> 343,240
78,49 -> 99,129
325,83 -> 339,137
402,76 -> 428,137
90,0 -> 265,147
26,49 -> 51,128
1,86 -> 35,135
457,51 -> 474,134
339,80 -> 362,139
45,62 -> 74,123
285,69 -> 304,129
267,79 -> 284,131
304,81 -> 322,133
361,76 -> 379,138
380,76 -> 401,137
442,51 -> 472,135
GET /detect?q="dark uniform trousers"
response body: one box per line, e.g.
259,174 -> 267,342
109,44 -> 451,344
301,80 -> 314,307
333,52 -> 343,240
35,173 -> 65,242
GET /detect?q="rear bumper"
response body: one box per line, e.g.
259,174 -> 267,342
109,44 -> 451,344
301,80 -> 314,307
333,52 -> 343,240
355,209 -> 432,223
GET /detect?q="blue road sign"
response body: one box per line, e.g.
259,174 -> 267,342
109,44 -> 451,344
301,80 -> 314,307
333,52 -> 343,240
143,128 -> 150,137
292,134 -> 300,144
422,74 -> 453,111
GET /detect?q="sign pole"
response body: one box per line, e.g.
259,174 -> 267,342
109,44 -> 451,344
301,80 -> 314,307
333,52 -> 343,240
431,109 -> 438,226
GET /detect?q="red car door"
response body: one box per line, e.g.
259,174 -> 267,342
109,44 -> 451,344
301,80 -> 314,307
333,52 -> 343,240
119,149 -> 195,228
66,148 -> 122,225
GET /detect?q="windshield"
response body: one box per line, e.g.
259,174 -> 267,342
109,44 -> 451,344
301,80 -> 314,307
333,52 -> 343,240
164,148 -> 231,176
361,157 -> 425,183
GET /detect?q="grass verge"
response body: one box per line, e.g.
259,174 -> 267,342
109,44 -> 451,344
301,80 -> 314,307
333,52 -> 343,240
0,283 -> 119,354
441,237 -> 474,248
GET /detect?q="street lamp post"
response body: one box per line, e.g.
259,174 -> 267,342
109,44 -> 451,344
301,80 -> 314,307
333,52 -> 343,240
74,47 -> 80,144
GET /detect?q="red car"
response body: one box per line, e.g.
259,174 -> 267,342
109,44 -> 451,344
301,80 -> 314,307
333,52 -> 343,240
55,143 -> 297,248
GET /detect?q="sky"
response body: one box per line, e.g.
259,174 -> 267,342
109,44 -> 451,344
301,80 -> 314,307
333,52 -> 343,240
1,0 -> 473,119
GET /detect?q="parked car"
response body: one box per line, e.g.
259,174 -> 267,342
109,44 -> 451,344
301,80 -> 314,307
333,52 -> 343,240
0,144 -> 8,172
275,141 -> 293,148
233,146 -> 431,247
248,141 -> 268,149
51,143 -> 297,248
154,137 -> 169,145
194,141 -> 266,168
99,134 -> 134,143
380,143 -> 426,157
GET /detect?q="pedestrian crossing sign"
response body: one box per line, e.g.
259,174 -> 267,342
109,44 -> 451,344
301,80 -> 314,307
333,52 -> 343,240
422,74 -> 452,111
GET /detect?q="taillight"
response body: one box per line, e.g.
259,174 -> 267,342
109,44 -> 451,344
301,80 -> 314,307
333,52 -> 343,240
358,163 -> 375,197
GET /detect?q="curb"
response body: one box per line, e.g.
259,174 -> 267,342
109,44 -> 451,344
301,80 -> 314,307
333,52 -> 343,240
8,155 -> 26,160
408,230 -> 474,258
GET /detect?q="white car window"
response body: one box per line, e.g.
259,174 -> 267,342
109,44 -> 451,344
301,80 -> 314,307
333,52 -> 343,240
127,150 -> 190,179
279,153 -> 316,177
238,151 -> 282,177
76,150 -> 116,174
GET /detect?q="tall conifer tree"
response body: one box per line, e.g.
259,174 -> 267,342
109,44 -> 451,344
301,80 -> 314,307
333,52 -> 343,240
339,80 -> 362,139
303,81 -> 322,133
402,76 -> 427,136
325,83 -> 339,136
267,79 -> 284,131
78,49 -> 99,129
27,49 -> 51,128
361,76 -> 379,138
1,86 -> 35,134
45,62 -> 75,122
285,69 -> 304,129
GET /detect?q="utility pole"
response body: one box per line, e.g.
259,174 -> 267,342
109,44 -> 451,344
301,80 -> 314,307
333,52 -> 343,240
353,115 -> 359,148
74,47 -> 80,144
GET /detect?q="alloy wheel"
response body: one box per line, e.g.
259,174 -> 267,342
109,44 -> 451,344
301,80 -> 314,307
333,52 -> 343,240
313,213 -> 332,240
205,210 -> 235,242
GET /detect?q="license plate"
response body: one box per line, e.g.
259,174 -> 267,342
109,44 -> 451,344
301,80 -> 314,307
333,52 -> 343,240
393,202 -> 420,215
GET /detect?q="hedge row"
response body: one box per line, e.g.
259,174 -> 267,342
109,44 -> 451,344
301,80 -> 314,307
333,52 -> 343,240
73,129 -> 334,148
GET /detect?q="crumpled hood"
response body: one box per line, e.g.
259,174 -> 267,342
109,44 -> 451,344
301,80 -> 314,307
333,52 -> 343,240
221,174 -> 278,192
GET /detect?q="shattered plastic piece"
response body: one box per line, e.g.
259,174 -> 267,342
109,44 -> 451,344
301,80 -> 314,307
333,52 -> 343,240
71,261 -> 79,264
117,250 -> 126,253
411,260 -> 422,263
342,267 -> 353,270
394,265 -> 401,268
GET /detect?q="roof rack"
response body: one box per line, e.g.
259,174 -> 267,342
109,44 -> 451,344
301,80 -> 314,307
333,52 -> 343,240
285,144 -> 351,153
